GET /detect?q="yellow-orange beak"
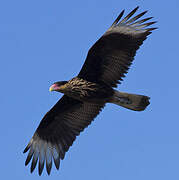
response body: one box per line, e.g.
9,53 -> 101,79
49,87 -> 53,92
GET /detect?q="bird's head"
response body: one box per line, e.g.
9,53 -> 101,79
49,81 -> 68,93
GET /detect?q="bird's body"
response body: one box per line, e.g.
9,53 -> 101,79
24,7 -> 156,175
52,77 -> 114,102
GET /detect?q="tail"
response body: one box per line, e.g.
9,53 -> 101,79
110,90 -> 150,111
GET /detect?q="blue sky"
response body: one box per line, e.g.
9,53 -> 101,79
0,0 -> 178,179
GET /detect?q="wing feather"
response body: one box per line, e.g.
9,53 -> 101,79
24,95 -> 104,175
78,7 -> 157,87
126,11 -> 147,24
119,6 -> 139,24
111,10 -> 124,27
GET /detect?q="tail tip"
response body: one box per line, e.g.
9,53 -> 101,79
137,96 -> 150,111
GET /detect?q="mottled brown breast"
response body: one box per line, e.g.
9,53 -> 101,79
64,77 -> 114,102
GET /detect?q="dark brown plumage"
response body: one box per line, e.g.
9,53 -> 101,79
24,7 -> 156,175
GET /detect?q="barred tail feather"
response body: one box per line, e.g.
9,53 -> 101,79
110,90 -> 150,111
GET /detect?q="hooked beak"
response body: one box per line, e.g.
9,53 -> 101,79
49,84 -> 58,92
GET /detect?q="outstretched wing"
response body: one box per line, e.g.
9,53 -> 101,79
23,95 -> 105,175
78,6 -> 157,87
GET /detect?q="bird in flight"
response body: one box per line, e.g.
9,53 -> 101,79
24,7 -> 157,175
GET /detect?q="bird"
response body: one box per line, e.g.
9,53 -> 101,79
23,6 -> 157,175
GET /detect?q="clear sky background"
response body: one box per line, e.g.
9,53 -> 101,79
0,0 -> 178,179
